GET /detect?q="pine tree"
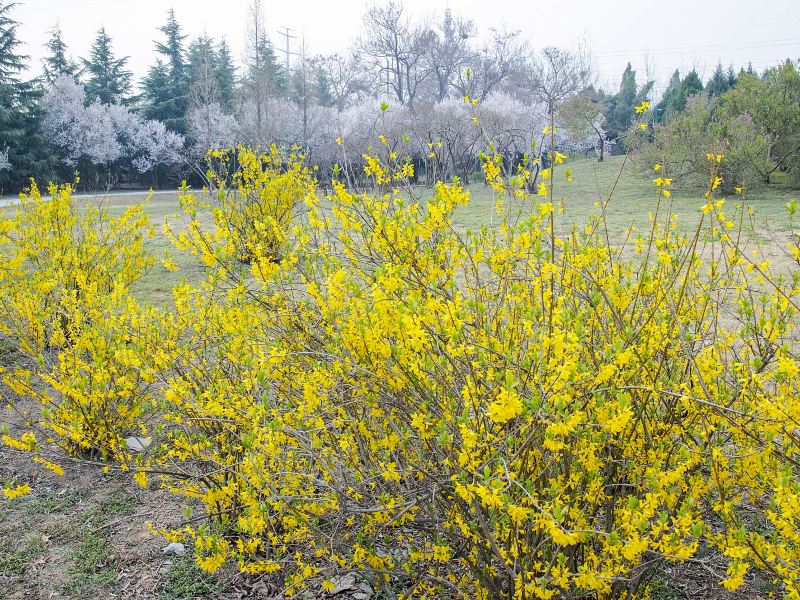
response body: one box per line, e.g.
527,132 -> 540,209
141,9 -> 189,132
0,1 -> 56,192
312,63 -> 335,108
42,24 -> 79,84
187,35 -> 219,108
706,63 -> 730,97
739,62 -> 756,79
682,69 -> 704,101
82,27 -> 132,104
0,0 -> 25,82
214,38 -> 236,112
726,66 -> 738,91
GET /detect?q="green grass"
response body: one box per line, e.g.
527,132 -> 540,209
457,155 -> 798,239
64,532 -> 118,594
0,539 -> 47,577
63,490 -> 137,595
159,555 -> 225,600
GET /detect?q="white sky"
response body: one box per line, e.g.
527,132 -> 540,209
12,0 -> 800,96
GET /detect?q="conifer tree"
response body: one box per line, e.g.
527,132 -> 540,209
604,63 -> 652,144
142,9 -> 189,132
682,69 -> 704,100
187,35 -> 219,108
82,27 -> 132,104
0,1 -> 55,192
706,63 -> 730,97
214,38 -> 237,112
656,70 -> 683,121
42,23 -> 79,83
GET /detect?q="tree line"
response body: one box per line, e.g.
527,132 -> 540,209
0,0 -> 798,193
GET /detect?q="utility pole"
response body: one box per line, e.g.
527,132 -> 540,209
300,36 -> 308,148
276,26 -> 298,84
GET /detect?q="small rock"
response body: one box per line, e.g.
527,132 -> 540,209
125,436 -> 152,452
162,542 -> 186,556
329,573 -> 357,594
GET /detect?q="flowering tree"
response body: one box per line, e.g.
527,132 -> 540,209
40,75 -> 121,167
186,102 -> 239,159
41,75 -> 184,181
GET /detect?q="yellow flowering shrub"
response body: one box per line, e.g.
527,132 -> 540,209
0,180 -> 162,460
193,145 -> 316,264
2,144 -> 800,599
139,146 -> 800,598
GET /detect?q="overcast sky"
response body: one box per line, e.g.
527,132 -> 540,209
11,0 -> 800,95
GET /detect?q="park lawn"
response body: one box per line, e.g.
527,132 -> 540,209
458,155 -> 798,239
71,154 -> 800,306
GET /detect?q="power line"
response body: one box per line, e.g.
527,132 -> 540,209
593,37 -> 800,58
21,0 -> 135,11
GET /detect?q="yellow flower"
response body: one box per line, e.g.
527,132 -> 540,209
488,388 -> 523,423
3,483 -> 31,500
133,471 -> 149,489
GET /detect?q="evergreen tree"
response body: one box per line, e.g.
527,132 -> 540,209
682,69 -> 704,100
249,36 -> 285,97
312,63 -> 335,108
42,24 -> 79,84
726,65 -> 738,90
605,63 -> 651,144
0,1 -> 56,192
0,0 -> 25,81
656,70 -> 682,121
186,34 -> 221,111
706,63 -> 730,97
739,62 -> 756,79
82,27 -> 132,104
214,38 -> 236,112
141,9 -> 189,132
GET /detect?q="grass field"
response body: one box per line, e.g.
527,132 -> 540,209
32,154 -> 798,306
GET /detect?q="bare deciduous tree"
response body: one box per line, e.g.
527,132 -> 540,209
530,45 -> 592,118
312,52 -> 367,113
359,1 -> 431,107
455,28 -> 528,101
425,10 -> 475,103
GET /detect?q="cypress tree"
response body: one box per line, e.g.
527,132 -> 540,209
82,27 -> 132,104
656,70 -> 682,121
605,63 -> 638,142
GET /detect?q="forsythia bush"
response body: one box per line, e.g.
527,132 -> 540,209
194,145 -> 316,264
2,134 -> 800,598
0,181 -> 161,459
